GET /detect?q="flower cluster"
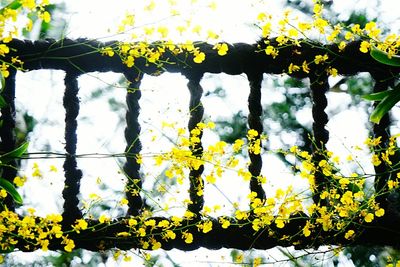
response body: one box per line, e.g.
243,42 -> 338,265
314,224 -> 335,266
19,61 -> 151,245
0,0 -> 52,78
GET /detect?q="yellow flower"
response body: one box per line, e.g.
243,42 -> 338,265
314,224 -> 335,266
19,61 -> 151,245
193,51 -> 206,63
115,231 -> 130,237
219,218 -> 230,229
182,232 -> 193,243
0,44 -> 10,56
344,229 -> 355,240
120,198 -> 129,206
371,154 -> 381,166
288,28 -> 299,38
207,30 -> 219,39
264,45 -> 278,58
124,56 -> 135,67
22,0 -> 36,9
75,219 -> 88,231
288,63 -> 300,74
0,189 -> 7,198
213,43 -> 229,56
206,174 -> 216,184
327,67 -> 338,77
14,176 -> 27,187
298,22 -> 312,32
262,22 -> 272,37
314,54 -> 329,64
375,208 -> 385,217
313,3 -> 323,15
164,230 -> 176,240
128,218 -> 137,226
49,165 -> 58,172
275,218 -> 285,228
99,214 -> 110,223
39,11 -> 51,23
359,41 -> 370,53
157,26 -> 169,38
63,238 -> 75,252
201,221 -> 213,233
257,12 -> 267,21
235,253 -> 243,263
303,222 -> 311,237
254,257 -> 262,267
364,213 -> 374,223
152,241 -> 162,250
302,61 -> 310,73
338,41 -> 346,51
101,47 -> 114,57
145,219 -> 156,227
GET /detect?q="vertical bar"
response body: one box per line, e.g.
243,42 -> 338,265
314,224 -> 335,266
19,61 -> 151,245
247,72 -> 266,201
62,72 -> 83,228
309,74 -> 330,205
371,73 -> 394,205
186,76 -> 205,215
0,68 -> 17,210
123,71 -> 144,216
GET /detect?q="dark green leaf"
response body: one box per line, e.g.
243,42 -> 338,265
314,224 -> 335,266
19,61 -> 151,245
370,46 -> 400,67
0,178 -> 22,204
362,90 -> 392,101
0,142 -> 29,163
0,95 -> 7,108
370,85 -> 400,123
348,183 -> 360,193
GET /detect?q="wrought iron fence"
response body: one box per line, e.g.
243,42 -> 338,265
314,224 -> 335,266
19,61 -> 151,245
0,38 -> 399,251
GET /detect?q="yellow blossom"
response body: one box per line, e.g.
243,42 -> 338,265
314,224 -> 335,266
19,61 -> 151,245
264,45 -> 278,58
371,154 -> 381,166
375,208 -> 385,217
74,219 -> 88,232
344,229 -> 355,240
99,214 -> 110,223
314,54 -> 329,64
201,221 -> 213,233
193,51 -> 206,63
213,43 -> 229,56
338,41 -> 346,51
14,176 -> 27,187
288,63 -> 300,74
39,11 -> 51,23
22,0 -> 36,9
302,61 -> 310,73
63,238 -> 75,252
101,47 -> 115,57
303,221 -> 311,237
182,232 -> 193,243
120,198 -> 129,206
0,189 -> 7,198
0,44 -> 10,57
364,213 -> 374,223
359,41 -> 370,53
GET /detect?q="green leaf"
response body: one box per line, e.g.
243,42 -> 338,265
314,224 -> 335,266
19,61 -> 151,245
0,1 -> 22,14
0,178 -> 22,205
370,46 -> 400,67
0,95 -> 7,108
0,142 -> 29,163
370,85 -> 400,123
362,89 -> 392,101
0,71 -> 4,92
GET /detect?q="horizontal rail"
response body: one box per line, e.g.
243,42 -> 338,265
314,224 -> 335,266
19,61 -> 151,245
4,38 -> 400,77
